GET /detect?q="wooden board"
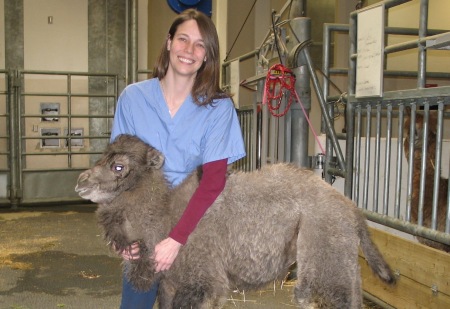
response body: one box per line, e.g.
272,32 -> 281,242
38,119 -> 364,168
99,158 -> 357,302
360,227 -> 450,308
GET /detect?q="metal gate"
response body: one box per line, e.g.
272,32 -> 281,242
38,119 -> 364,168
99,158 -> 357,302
1,70 -> 118,208
0,70 -> 10,206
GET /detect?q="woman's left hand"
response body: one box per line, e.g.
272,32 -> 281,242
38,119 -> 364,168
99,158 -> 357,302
153,237 -> 182,272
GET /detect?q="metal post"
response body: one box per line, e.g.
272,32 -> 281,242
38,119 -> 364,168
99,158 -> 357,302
417,0 -> 428,88
9,71 -> 20,208
128,0 -> 138,84
288,17 -> 311,168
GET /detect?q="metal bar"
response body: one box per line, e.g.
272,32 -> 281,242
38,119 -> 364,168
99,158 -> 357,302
261,87 -> 269,166
431,103 -> 444,230
362,105 -> 372,210
405,104 -> 416,222
21,93 -> 116,98
303,47 -> 345,172
20,70 -> 117,77
322,23 -> 331,130
417,0 -> 428,88
23,151 -> 104,156
322,20 -> 336,184
67,74 -> 72,168
17,71 -> 24,207
21,115 -> 114,119
363,292 -> 396,309
383,32 -> 447,55
8,71 -> 20,208
418,104 -> 430,226
363,210 -> 450,246
348,86 -> 450,103
269,115 -> 277,163
128,0 -> 138,84
382,104 -> 393,215
260,79 -> 268,167
327,168 -> 345,178
331,68 -> 450,79
222,50 -> 259,67
353,106 -> 362,202
350,0 -> 411,15
447,155 -> 450,233
373,104 -> 382,212
394,104 -> 405,219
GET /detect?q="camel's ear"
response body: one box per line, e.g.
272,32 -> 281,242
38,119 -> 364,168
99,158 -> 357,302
147,148 -> 164,169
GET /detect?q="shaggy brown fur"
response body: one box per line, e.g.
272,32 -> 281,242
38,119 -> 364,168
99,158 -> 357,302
75,134 -> 396,309
403,111 -> 449,252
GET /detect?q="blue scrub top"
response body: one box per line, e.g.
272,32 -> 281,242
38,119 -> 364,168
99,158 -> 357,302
111,78 -> 246,187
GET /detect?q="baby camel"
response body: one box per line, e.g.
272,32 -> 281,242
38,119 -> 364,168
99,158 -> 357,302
76,134 -> 396,308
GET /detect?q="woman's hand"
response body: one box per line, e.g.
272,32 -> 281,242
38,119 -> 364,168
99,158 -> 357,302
114,242 -> 140,260
153,237 -> 182,272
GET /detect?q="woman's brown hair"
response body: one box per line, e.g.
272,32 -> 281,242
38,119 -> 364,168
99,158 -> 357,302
153,9 -> 228,106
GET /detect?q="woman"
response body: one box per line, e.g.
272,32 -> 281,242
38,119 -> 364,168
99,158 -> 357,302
110,9 -> 246,308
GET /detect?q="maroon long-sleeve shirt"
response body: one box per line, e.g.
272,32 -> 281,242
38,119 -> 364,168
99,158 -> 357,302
168,158 -> 228,245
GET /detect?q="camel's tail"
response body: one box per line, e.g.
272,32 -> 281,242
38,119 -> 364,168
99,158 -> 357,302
357,214 -> 396,285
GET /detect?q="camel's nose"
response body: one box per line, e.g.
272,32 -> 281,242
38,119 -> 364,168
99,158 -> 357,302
75,170 -> 90,191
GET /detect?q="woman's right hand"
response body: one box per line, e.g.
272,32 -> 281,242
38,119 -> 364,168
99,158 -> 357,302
114,242 -> 140,260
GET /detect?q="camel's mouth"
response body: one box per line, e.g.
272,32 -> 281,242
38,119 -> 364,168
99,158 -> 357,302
75,184 -> 96,199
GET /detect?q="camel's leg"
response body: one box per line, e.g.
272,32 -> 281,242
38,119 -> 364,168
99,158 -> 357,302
157,279 -> 175,309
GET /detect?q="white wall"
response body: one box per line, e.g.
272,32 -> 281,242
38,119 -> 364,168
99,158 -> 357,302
387,0 -> 450,74
24,0 -> 88,71
138,0 -> 148,71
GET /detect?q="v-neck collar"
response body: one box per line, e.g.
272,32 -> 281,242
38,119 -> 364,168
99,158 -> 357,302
157,81 -> 194,124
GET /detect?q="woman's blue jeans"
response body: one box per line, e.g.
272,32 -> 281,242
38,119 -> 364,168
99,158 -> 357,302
120,275 -> 159,309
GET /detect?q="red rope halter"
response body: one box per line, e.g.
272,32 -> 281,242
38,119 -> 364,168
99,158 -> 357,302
262,63 -> 326,154
262,64 -> 296,117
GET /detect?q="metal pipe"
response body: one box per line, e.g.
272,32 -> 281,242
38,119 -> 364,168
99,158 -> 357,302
447,156 -> 450,233
322,23 -> 331,134
362,105 -> 372,210
350,0 -> 412,17
363,210 -> 450,246
8,71 -> 20,208
382,104 -> 392,215
352,106 -> 362,201
394,104 -> 405,219
223,50 -> 260,68
405,104 -> 416,222
287,17 -> 311,168
303,47 -> 345,172
289,0 -> 306,18
418,104 -> 430,226
417,0 -> 428,88
373,104 -> 382,212
431,103 -> 444,230
128,0 -> 138,84
322,19 -> 336,184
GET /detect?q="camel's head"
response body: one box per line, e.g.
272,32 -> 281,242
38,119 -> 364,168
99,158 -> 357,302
75,134 -> 164,203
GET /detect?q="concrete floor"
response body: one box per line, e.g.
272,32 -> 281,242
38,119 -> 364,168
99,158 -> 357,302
0,204 -> 382,309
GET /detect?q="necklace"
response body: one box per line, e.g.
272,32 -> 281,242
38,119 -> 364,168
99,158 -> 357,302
160,80 -> 174,116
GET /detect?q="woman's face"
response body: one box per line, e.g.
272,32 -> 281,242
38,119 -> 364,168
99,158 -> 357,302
167,19 -> 206,78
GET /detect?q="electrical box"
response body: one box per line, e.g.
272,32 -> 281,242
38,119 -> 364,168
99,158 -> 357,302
41,128 -> 60,148
64,128 -> 84,147
40,103 -> 60,122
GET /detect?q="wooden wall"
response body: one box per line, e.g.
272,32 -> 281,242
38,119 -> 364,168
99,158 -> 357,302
360,228 -> 450,308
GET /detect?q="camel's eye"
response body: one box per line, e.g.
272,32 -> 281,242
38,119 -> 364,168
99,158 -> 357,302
113,164 -> 124,172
